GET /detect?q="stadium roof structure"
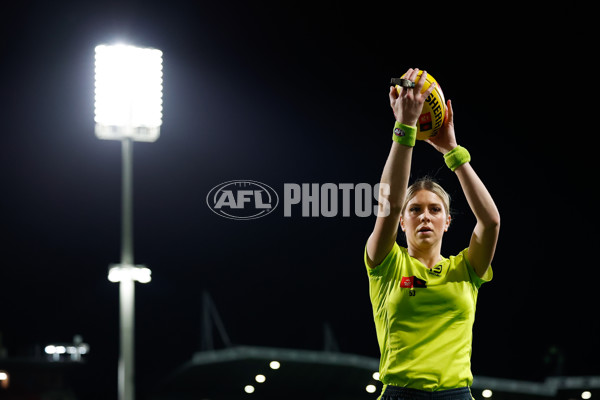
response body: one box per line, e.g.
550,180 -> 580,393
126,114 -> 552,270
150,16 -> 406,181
149,292 -> 600,400
151,345 -> 382,400
150,347 -> 600,400
148,292 -> 381,399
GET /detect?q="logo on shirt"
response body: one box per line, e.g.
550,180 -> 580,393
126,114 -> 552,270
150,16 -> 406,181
400,276 -> 427,296
428,264 -> 442,276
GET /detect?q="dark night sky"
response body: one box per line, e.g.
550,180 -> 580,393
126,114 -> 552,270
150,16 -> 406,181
1,1 -> 597,398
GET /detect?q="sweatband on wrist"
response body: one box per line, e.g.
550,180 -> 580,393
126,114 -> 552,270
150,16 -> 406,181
392,122 -> 417,147
444,145 -> 471,171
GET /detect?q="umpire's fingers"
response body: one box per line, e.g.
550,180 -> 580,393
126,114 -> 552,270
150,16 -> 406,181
389,85 -> 400,104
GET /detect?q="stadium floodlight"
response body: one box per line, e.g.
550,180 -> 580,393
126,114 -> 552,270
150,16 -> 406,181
94,44 -> 163,142
94,43 -> 163,400
44,337 -> 90,362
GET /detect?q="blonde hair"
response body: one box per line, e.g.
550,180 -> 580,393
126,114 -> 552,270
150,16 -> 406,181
400,177 -> 451,217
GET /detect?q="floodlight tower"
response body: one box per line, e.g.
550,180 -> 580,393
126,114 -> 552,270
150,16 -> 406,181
94,44 -> 163,400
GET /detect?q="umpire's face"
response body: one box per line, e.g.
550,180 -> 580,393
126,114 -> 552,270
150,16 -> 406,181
400,190 -> 450,251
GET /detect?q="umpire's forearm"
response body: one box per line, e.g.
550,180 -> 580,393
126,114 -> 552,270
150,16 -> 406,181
379,141 -> 413,213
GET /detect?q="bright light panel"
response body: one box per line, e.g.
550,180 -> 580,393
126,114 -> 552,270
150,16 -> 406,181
45,344 -> 89,355
45,345 -> 66,354
108,265 -> 152,283
94,44 -> 163,141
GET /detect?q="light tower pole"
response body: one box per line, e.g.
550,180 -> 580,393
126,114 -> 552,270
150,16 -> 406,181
94,44 -> 163,400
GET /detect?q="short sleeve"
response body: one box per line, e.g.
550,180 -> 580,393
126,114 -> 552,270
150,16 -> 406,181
365,241 -> 400,277
461,248 -> 493,289
365,242 -> 404,313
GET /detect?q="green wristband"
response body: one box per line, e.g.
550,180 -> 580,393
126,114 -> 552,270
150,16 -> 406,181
444,146 -> 471,171
392,122 -> 417,147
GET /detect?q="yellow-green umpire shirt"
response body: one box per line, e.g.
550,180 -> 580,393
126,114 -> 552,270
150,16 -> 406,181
365,242 -> 492,391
